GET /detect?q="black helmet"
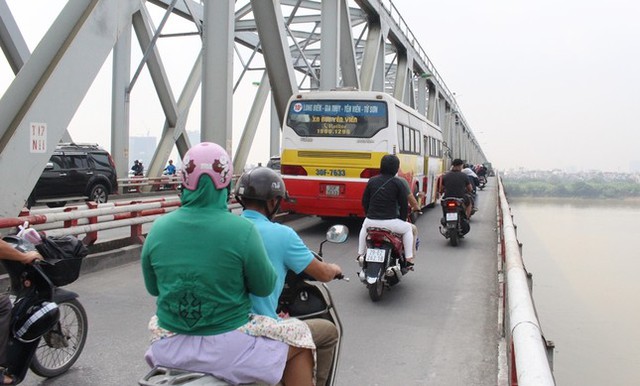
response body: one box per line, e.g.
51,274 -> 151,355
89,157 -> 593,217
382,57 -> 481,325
235,167 -> 287,202
11,296 -> 60,343
380,154 -> 400,175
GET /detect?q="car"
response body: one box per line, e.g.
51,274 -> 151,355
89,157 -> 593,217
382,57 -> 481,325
27,143 -> 118,208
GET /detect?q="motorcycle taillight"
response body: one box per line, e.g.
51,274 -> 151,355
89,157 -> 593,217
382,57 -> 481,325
446,201 -> 458,208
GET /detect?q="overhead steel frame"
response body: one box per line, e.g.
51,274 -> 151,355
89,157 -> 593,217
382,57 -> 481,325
0,0 -> 487,218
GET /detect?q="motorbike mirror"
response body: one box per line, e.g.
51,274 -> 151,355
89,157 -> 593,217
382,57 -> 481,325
325,224 -> 348,243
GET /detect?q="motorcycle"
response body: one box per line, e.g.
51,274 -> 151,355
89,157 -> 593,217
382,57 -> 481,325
1,235 -> 88,384
438,197 -> 470,246
357,226 -> 412,302
139,224 -> 349,386
478,175 -> 487,190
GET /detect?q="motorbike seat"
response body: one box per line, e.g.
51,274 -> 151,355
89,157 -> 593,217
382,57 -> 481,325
365,227 -> 404,253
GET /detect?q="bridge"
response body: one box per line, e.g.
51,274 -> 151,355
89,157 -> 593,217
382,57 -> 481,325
0,1 -> 553,385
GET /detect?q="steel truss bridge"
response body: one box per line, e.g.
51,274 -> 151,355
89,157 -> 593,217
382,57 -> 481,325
0,0 -> 488,218
0,2 -> 557,384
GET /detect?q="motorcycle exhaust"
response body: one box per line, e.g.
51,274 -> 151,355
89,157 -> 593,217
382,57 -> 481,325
385,265 -> 402,281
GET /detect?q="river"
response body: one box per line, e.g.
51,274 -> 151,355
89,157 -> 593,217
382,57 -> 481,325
508,198 -> 640,385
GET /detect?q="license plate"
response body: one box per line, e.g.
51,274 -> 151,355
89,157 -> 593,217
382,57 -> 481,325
446,212 -> 458,221
365,248 -> 386,263
325,185 -> 340,196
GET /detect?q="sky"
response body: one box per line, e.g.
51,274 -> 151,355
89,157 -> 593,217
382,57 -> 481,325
1,0 -> 639,172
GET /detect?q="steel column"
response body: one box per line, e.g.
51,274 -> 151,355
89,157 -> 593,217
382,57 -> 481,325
250,0 -> 297,126
320,0 -> 340,90
201,0 -> 233,152
233,71 -> 270,173
111,25 -> 132,179
0,0 -> 29,74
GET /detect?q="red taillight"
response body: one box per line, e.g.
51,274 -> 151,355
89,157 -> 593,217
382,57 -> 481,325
446,201 -> 458,207
107,154 -> 116,168
281,165 -> 307,176
360,168 -> 380,178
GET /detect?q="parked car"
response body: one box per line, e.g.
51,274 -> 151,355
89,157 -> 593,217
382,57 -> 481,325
27,143 -> 118,208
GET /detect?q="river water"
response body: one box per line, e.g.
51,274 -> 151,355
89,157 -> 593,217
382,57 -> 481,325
508,198 -> 640,385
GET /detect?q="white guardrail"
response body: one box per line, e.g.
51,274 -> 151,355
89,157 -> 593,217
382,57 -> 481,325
497,175 -> 555,386
0,197 -> 243,245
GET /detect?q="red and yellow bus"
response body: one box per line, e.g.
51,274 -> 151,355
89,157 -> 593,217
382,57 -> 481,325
280,90 -> 444,218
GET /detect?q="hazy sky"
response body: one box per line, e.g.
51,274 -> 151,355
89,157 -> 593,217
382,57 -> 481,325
1,0 -> 639,172
394,0 -> 640,172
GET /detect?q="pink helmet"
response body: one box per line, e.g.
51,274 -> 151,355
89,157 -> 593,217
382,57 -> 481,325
181,142 -> 233,191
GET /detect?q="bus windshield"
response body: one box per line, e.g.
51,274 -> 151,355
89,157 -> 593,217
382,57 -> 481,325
286,99 -> 388,138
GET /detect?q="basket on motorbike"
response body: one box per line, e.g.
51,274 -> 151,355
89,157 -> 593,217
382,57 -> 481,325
35,235 -> 88,286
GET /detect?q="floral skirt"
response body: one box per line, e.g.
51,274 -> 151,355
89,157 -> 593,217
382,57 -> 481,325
147,314 -> 316,384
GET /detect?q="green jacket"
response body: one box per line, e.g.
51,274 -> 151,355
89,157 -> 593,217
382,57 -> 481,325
141,177 -> 276,335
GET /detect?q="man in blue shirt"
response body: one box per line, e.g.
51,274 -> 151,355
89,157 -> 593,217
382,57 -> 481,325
163,159 -> 176,175
235,167 -> 343,386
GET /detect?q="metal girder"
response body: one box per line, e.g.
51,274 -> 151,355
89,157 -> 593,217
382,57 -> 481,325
201,0 -> 233,151
147,51 -> 202,180
0,0 -> 141,217
111,25 -> 132,179
339,0 -> 359,89
0,0 -> 29,74
233,71 -> 270,173
320,0 -> 339,90
359,17 -> 382,91
131,6 -> 179,127
249,0 -> 297,126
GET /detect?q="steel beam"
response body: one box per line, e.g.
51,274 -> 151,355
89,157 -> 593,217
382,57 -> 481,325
147,52 -> 202,181
201,0 -> 233,152
112,25 -> 132,179
131,7 -> 178,127
339,0 -> 359,89
250,0 -> 297,126
0,0 -> 29,74
233,71 -> 270,173
320,0 -> 339,90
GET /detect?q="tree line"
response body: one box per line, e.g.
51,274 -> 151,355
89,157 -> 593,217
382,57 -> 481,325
502,175 -> 640,198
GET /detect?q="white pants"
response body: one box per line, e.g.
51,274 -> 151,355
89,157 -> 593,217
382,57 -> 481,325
358,218 -> 415,260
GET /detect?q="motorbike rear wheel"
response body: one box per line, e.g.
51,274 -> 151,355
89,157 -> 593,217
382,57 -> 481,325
449,231 -> 459,247
368,280 -> 384,302
30,299 -> 88,378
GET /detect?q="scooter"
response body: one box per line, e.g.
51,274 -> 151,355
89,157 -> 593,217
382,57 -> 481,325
1,235 -> 88,384
139,224 -> 349,386
357,226 -> 412,302
478,175 -> 487,190
439,198 -> 470,246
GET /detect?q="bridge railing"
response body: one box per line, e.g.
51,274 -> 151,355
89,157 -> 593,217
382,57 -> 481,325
497,175 -> 555,386
1,196 -> 248,246
118,175 -> 181,194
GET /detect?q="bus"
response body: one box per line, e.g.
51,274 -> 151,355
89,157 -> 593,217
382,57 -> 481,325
280,90 -> 444,218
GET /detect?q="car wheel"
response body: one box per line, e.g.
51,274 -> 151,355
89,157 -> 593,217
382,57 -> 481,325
89,183 -> 108,203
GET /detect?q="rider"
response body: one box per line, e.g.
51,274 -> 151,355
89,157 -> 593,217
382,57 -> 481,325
131,160 -> 144,176
440,159 -> 473,219
163,160 -> 176,175
141,142 -> 314,385
235,166 -> 343,386
0,239 -> 41,385
357,154 -> 415,264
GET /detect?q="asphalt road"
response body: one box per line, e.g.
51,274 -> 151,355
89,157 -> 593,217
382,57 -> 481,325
19,181 -> 500,386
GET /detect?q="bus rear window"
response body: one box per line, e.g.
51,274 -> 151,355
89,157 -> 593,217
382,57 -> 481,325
286,100 -> 388,138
